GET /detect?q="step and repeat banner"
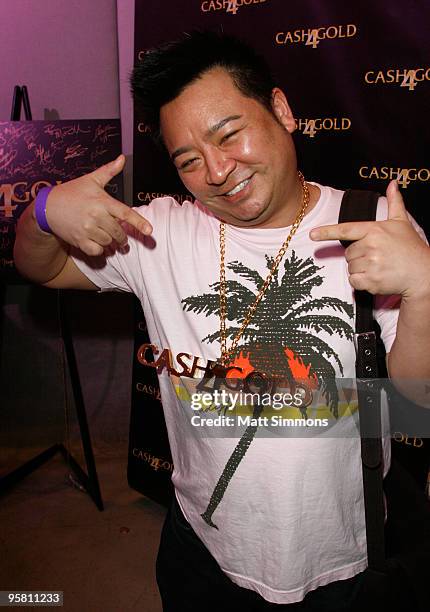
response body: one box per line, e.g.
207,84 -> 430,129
129,0 -> 430,504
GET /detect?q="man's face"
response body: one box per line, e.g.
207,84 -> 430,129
159,68 -> 298,228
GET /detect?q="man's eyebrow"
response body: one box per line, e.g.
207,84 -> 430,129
171,146 -> 192,163
206,114 -> 242,136
170,115 -> 242,163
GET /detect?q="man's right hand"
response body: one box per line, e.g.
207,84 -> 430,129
44,154 -> 153,255
14,154 -> 153,289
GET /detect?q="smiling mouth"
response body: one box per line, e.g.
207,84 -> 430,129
223,178 -> 251,197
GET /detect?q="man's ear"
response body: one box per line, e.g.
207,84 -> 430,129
271,88 -> 296,133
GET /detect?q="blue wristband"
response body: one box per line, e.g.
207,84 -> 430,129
34,186 -> 54,234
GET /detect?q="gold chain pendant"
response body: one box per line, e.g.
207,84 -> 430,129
218,171 -> 310,367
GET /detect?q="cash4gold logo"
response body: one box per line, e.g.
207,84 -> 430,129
296,117 -> 351,138
393,432 -> 424,448
137,192 -> 190,204
0,181 -> 60,218
137,122 -> 151,134
359,166 -> 430,189
135,382 -> 161,401
276,24 -> 356,48
365,68 -> 430,91
201,0 -> 267,14
132,448 -> 173,472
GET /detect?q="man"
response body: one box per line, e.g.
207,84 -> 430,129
14,32 -> 430,610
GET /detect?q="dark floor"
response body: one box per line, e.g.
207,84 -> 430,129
0,444 -> 166,612
0,286 -> 169,610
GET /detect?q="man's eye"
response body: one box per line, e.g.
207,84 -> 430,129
221,130 -> 238,143
180,158 -> 198,169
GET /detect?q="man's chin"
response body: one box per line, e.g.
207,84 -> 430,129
225,216 -> 265,228
220,209 -> 273,228
215,203 -> 269,227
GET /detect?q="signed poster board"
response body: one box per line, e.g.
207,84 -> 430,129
0,120 -> 123,283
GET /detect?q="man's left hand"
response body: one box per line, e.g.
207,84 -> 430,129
309,180 -> 430,298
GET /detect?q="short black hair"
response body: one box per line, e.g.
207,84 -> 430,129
131,30 -> 275,142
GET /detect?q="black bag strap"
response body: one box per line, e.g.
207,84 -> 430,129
339,189 -> 387,571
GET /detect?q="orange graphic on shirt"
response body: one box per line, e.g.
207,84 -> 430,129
226,347 -> 318,389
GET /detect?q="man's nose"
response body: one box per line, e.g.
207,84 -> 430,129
205,148 -> 236,186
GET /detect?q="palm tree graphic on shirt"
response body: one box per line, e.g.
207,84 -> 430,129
181,250 -> 354,528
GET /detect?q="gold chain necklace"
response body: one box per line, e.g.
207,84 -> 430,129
218,171 -> 310,367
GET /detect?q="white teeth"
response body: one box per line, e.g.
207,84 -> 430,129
225,178 -> 250,196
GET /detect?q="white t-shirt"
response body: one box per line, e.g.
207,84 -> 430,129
71,183 -> 419,604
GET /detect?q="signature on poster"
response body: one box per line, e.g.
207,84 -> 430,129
11,160 -> 34,175
93,124 -> 119,144
90,145 -> 109,161
28,143 -> 53,165
0,149 -> 18,171
3,123 -> 34,142
65,142 -> 88,161
44,123 -> 92,140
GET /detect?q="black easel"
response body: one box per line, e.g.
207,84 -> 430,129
0,87 -> 104,510
10,85 -> 32,120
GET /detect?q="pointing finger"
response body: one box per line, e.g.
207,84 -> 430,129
106,199 -> 153,235
309,221 -> 374,242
